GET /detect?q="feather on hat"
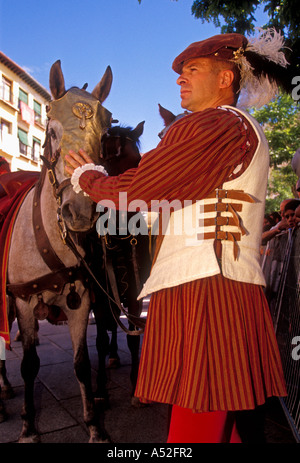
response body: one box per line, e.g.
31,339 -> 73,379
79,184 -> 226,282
235,28 -> 289,108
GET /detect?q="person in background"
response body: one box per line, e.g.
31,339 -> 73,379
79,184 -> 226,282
295,178 -> 300,198
291,148 -> 300,178
65,30 -> 289,443
261,199 -> 293,245
295,203 -> 300,222
263,214 -> 273,232
283,199 -> 300,229
268,211 -> 281,226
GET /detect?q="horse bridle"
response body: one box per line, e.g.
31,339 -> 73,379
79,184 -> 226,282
39,139 -> 145,334
40,150 -> 72,243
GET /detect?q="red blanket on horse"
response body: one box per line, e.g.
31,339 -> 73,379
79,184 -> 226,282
0,171 -> 40,350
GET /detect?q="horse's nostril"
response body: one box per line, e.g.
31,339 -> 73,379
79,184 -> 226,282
62,202 -> 76,223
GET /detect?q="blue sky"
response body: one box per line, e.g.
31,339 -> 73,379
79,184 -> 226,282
0,0 -> 268,152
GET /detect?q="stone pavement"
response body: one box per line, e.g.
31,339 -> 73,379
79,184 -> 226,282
0,309 -> 297,444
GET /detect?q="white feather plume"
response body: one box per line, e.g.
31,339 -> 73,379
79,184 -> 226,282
246,27 -> 288,68
234,28 -> 288,109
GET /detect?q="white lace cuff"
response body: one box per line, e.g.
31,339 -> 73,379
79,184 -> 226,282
71,163 -> 108,194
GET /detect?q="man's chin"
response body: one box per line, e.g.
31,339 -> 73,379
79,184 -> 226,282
180,99 -> 189,110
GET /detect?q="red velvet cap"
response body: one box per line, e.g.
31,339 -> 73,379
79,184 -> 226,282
172,33 -> 248,74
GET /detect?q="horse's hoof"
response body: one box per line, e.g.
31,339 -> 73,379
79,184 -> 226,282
1,384 -> 15,400
18,434 -> 40,443
107,357 -> 120,369
131,396 -> 148,408
88,426 -> 111,443
89,435 -> 111,443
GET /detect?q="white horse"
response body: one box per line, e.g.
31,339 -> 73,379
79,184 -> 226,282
3,60 -> 113,443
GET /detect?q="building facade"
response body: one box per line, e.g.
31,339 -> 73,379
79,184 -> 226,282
0,51 -> 51,172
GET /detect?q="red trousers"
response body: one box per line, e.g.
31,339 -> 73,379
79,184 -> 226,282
167,405 -> 242,443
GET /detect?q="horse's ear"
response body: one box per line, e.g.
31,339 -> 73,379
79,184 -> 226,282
49,60 -> 66,100
92,66 -> 113,103
132,121 -> 145,139
158,103 -> 176,127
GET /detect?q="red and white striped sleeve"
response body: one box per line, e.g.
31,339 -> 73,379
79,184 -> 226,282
78,107 -> 257,209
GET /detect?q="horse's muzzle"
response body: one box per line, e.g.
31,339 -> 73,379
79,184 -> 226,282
61,201 -> 99,232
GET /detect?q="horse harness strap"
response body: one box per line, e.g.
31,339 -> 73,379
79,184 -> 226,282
32,180 -> 66,271
6,265 -> 86,301
65,234 -> 145,335
100,236 -> 145,335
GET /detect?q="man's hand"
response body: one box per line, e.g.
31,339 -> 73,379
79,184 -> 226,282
65,149 -> 94,176
276,218 -> 288,231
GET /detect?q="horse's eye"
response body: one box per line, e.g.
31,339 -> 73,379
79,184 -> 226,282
50,128 -> 57,140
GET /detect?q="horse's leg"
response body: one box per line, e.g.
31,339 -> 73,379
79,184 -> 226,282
17,300 -> 41,443
93,310 -> 110,404
0,297 -> 17,422
0,394 -> 6,423
67,297 -> 110,443
0,363 -> 8,422
0,360 -> 15,400
126,298 -> 144,407
0,296 -> 16,401
108,325 -> 120,368
14,319 -> 39,345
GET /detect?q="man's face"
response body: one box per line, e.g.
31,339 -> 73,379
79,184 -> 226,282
176,57 -> 223,112
280,200 -> 290,218
284,209 -> 296,228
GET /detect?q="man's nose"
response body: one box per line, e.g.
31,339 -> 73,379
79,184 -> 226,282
176,73 -> 187,85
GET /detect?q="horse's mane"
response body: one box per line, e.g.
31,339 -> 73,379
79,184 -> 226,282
107,125 -> 141,150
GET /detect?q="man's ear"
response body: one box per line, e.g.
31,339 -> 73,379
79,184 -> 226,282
219,69 -> 234,89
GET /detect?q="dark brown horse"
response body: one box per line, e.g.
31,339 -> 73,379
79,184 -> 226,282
89,121 -> 152,407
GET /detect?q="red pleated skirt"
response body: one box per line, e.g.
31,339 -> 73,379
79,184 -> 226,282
135,274 -> 286,412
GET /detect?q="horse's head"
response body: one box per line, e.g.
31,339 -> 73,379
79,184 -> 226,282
43,60 -> 113,233
100,122 -> 144,176
158,103 -> 189,139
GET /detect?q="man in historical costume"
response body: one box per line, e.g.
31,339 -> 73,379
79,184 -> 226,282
65,29 -> 289,443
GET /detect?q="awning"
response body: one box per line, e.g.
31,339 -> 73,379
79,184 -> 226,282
18,128 -> 29,146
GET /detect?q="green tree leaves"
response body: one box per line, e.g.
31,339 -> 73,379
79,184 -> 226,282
252,94 -> 300,212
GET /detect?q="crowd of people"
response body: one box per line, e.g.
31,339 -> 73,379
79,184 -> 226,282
262,179 -> 300,248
